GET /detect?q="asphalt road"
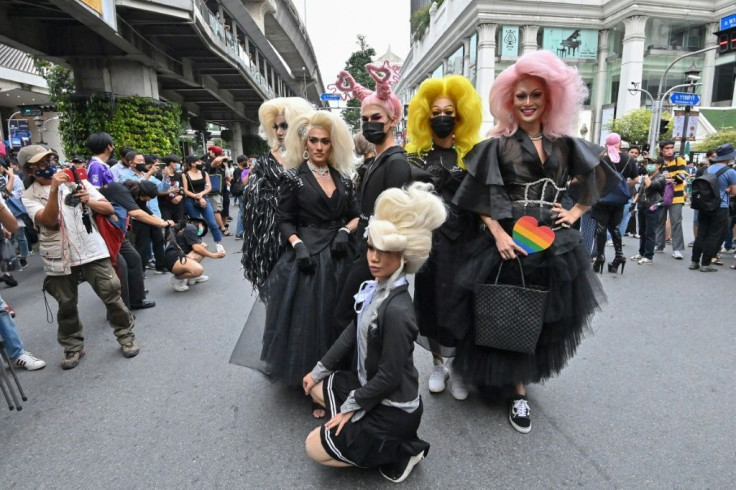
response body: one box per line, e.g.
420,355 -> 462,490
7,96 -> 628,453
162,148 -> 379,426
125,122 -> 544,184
1,206 -> 734,488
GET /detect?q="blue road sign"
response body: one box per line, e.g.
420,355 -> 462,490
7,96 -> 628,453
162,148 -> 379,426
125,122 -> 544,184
720,14 -> 736,31
320,93 -> 341,101
669,92 -> 701,106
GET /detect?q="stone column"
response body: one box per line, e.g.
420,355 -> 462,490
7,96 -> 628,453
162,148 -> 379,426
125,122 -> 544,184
71,59 -> 159,99
231,122 -> 244,157
592,30 -> 610,144
462,37 -> 471,78
476,23 -> 498,132
700,22 -> 718,107
521,25 -> 539,54
617,15 -> 648,116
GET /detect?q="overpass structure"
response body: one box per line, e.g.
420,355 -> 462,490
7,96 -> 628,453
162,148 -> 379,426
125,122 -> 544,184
0,0 -> 324,155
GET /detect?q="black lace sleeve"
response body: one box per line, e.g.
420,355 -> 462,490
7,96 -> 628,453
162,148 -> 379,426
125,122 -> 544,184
452,138 -> 512,219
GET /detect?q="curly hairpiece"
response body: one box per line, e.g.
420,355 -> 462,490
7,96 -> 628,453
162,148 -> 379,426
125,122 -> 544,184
257,97 -> 315,150
368,182 -> 447,274
283,110 -> 356,174
489,51 -> 588,138
330,61 -> 403,121
405,75 -> 482,169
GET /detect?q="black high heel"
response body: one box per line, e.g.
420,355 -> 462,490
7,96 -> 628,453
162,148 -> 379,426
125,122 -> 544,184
593,256 -> 605,274
608,255 -> 626,274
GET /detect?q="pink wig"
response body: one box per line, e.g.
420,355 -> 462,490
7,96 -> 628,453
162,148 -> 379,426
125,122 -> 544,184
330,61 -> 403,121
489,51 -> 588,138
605,133 -> 621,163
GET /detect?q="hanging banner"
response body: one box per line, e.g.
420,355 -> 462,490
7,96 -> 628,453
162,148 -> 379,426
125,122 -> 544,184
501,26 -> 519,57
542,28 -> 598,60
672,111 -> 699,141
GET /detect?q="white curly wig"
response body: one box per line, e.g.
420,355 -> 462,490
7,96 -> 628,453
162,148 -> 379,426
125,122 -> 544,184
368,182 -> 447,274
284,110 -> 356,174
258,97 -> 315,150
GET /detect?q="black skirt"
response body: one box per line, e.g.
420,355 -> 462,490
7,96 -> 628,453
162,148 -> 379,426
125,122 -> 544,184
320,371 -> 430,468
454,236 -> 606,390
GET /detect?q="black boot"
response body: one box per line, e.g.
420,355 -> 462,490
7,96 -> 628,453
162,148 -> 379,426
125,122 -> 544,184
608,228 -> 626,274
593,222 -> 607,274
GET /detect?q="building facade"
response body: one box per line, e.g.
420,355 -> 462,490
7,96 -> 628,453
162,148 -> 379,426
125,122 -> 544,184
396,0 -> 736,144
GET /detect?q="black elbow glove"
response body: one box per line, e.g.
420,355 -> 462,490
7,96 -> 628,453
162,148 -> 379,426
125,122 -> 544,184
294,242 -> 315,274
331,229 -> 350,256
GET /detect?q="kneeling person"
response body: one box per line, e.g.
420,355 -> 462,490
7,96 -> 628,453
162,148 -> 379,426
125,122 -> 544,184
165,222 -> 225,291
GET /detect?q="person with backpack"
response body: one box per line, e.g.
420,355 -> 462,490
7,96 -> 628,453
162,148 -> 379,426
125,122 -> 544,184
688,144 -> 736,272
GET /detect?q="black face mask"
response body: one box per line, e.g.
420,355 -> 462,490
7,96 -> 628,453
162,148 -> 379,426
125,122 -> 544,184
135,164 -> 146,172
430,116 -> 456,139
196,164 -> 204,170
362,121 -> 388,145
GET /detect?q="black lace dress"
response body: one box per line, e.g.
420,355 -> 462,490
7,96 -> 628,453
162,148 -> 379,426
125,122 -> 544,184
408,147 -> 487,357
241,151 -> 285,295
451,130 -> 613,391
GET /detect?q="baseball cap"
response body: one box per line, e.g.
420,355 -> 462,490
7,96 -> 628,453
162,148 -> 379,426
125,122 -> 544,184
18,145 -> 58,168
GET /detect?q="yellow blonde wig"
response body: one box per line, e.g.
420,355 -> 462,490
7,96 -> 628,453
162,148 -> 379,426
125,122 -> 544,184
405,75 -> 482,169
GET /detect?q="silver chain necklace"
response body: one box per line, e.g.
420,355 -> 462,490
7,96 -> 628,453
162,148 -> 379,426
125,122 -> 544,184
308,161 -> 330,179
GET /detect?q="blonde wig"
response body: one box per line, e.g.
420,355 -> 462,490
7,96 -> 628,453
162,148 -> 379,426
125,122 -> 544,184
284,110 -> 356,174
405,75 -> 482,169
257,97 -> 314,150
368,182 -> 447,274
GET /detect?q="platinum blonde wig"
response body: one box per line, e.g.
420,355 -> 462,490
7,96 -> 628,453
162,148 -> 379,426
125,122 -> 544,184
284,110 -> 356,173
257,97 -> 314,150
368,182 -> 447,274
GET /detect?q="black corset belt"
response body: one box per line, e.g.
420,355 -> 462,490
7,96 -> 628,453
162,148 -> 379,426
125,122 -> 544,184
300,220 -> 343,230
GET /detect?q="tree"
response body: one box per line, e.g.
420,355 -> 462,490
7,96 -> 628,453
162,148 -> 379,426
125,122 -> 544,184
693,128 -> 736,152
607,108 -> 672,146
341,35 -> 376,132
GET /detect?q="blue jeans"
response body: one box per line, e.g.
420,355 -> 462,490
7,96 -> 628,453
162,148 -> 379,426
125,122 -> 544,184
14,229 -> 29,258
722,215 -> 736,250
185,197 -> 223,243
236,201 -> 244,236
618,199 -> 632,236
0,297 -> 22,358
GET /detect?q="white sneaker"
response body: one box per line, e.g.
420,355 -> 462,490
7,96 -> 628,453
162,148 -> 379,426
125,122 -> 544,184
428,362 -> 449,393
170,275 -> 189,292
449,368 -> 469,401
13,351 -> 46,370
672,250 -> 684,260
606,240 -> 613,246
638,257 -> 652,265
215,243 -> 226,254
187,275 -> 209,285
630,253 -> 642,260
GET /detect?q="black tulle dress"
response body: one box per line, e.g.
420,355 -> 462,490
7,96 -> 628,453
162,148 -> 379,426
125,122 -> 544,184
251,162 -> 360,387
241,151 -> 285,295
407,147 -> 486,357
451,130 -> 613,391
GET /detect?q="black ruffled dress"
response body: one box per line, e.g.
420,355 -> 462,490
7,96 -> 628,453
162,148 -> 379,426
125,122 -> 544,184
241,151 -> 285,295
451,130 -> 612,390
407,147 -> 487,357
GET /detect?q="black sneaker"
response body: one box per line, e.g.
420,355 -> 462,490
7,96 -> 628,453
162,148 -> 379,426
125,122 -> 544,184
509,395 -> 531,433
379,450 -> 427,483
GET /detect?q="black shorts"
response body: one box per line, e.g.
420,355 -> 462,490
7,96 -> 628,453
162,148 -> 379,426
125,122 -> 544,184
319,371 -> 429,468
164,248 -> 185,272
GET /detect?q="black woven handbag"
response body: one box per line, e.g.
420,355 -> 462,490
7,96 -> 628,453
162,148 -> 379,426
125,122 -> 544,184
474,257 -> 548,354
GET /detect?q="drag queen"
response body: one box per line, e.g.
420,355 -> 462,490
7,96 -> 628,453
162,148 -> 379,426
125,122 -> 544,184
303,182 -> 445,483
452,51 -> 611,433
241,97 -> 314,294
256,110 -> 359,418
404,74 -> 484,399
329,62 -> 412,341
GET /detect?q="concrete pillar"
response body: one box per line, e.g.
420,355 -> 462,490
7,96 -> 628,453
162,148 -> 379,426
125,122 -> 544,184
442,57 -> 449,75
476,23 -> 498,132
71,59 -> 159,99
231,122 -> 244,157
71,58 -> 112,93
521,25 -> 539,54
592,30 -> 610,144
617,15 -> 648,117
462,38 -> 471,78
701,22 -> 718,107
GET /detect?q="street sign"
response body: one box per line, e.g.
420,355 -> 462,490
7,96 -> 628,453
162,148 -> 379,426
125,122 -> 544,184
669,93 -> 701,106
320,93 -> 341,101
19,105 -> 43,117
720,13 -> 736,31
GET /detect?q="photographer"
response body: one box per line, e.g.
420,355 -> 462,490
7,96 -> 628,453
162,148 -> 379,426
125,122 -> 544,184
19,145 -> 139,370
86,132 -> 116,188
165,221 -> 225,292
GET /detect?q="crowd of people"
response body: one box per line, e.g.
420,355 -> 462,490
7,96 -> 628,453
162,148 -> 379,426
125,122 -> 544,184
2,48 -> 735,483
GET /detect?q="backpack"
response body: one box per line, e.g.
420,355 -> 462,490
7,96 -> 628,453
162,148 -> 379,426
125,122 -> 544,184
599,159 -> 632,206
690,166 -> 729,212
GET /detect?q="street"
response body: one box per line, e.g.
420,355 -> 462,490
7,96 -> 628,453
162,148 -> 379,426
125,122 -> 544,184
1,206 -> 734,488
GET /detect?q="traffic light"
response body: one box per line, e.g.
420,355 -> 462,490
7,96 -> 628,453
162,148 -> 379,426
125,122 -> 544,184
659,119 -> 669,135
715,27 -> 736,54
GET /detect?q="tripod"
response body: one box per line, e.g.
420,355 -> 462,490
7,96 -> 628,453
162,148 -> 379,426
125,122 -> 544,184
0,336 -> 27,410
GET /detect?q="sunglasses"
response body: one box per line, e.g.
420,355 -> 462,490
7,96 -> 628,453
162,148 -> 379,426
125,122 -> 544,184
272,122 -> 288,131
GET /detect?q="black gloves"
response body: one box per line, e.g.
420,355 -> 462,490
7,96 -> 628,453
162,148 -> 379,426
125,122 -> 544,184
331,229 -> 350,256
294,242 -> 315,274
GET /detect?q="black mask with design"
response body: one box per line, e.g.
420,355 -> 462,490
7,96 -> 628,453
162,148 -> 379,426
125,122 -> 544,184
430,116 -> 456,139
362,122 -> 388,145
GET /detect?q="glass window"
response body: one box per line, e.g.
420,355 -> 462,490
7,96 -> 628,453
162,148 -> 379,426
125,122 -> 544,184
469,31 -> 478,85
646,20 -> 705,52
447,45 -> 464,75
432,63 -> 444,79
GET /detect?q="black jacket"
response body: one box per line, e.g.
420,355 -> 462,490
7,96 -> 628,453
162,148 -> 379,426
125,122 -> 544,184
358,146 -> 411,221
278,162 -> 360,254
319,284 -> 420,413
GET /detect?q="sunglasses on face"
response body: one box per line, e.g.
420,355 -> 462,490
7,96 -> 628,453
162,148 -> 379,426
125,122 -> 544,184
308,137 -> 331,146
273,122 -> 288,131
